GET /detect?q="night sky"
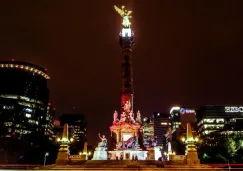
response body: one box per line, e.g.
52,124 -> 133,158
0,0 -> 243,145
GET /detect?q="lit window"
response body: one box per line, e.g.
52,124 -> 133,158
1,95 -> 18,99
216,119 -> 224,123
20,96 -> 30,101
203,119 -> 215,123
3,105 -> 14,109
161,122 -> 168,125
4,122 -> 13,126
28,120 -> 36,124
18,101 -> 35,108
25,113 -> 31,118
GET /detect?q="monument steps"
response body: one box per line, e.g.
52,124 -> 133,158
39,161 -> 222,170
64,160 -> 159,168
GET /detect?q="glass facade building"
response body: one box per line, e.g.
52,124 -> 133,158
197,105 -> 243,145
153,112 -> 171,147
0,61 -> 53,163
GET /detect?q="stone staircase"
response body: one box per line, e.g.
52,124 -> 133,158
38,160 -> 223,171
69,160 -> 158,168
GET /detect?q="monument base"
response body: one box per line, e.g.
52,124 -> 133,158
92,147 -> 107,160
146,147 -> 155,160
168,155 -> 186,165
187,151 -> 200,165
108,150 -> 148,160
56,150 -> 69,165
69,154 -> 87,161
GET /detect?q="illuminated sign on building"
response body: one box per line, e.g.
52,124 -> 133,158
225,106 -> 243,113
180,108 -> 196,114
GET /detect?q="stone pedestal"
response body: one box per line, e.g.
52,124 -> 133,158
56,149 -> 69,165
92,147 -> 107,160
147,147 -> 155,160
69,155 -> 86,161
108,150 -> 147,160
187,151 -> 200,165
169,155 -> 186,165
55,123 -> 70,165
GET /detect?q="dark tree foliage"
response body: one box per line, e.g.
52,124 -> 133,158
171,140 -> 185,155
198,135 -> 243,164
69,141 -> 84,155
0,133 -> 59,164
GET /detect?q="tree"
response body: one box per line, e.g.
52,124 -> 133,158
171,140 -> 185,155
215,154 -> 227,163
224,138 -> 237,159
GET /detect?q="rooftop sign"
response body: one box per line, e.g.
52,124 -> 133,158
180,108 -> 196,114
225,106 -> 243,113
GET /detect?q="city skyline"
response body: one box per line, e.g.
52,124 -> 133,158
1,0 -> 243,145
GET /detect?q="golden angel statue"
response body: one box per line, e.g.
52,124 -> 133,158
114,5 -> 132,27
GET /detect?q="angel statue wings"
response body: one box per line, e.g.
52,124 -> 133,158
114,5 -> 132,27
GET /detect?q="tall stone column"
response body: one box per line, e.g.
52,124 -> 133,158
117,6 -> 135,115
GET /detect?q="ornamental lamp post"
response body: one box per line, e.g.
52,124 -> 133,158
181,136 -> 199,155
44,152 -> 49,166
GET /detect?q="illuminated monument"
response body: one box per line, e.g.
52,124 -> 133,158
107,5 -> 147,160
114,5 -> 134,110
56,124 -> 71,165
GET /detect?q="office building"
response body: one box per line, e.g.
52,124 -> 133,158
169,107 -> 181,133
153,112 -> 171,147
197,106 -> 243,137
0,61 -> 53,163
45,104 -> 55,141
59,113 -> 87,154
143,117 -> 157,148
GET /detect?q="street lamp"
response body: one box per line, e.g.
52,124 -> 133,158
44,152 -> 49,166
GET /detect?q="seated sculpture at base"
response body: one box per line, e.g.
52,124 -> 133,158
92,133 -> 108,160
98,133 -> 107,147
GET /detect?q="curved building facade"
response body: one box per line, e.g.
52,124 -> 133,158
0,61 -> 52,163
